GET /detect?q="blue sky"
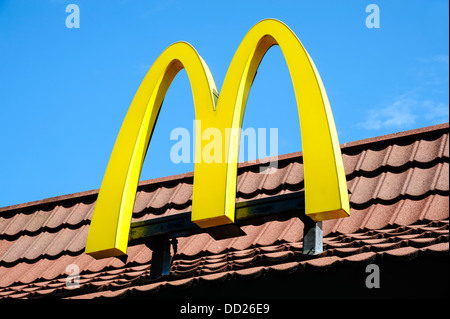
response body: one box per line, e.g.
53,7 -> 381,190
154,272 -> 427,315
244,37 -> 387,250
0,0 -> 448,207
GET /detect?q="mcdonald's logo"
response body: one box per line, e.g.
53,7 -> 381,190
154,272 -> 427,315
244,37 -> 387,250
85,19 -> 350,259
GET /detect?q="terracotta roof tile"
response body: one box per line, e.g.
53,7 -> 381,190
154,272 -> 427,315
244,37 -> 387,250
238,170 -> 266,195
1,213 -> 30,237
426,242 -> 449,253
0,123 -> 448,299
342,251 -> 377,264
25,209 -> 55,233
359,147 -> 391,172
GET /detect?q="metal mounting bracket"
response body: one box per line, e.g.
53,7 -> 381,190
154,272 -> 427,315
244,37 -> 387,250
129,191 -> 324,278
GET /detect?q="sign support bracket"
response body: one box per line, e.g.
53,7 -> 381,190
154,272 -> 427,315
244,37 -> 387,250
145,236 -> 173,278
129,191 -> 326,278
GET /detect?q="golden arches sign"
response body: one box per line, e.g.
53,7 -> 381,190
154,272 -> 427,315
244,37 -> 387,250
85,19 -> 350,259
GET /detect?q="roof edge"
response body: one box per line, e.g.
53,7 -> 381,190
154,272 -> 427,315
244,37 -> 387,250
341,122 -> 449,151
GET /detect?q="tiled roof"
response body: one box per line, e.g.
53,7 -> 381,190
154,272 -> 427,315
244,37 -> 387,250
0,123 -> 448,299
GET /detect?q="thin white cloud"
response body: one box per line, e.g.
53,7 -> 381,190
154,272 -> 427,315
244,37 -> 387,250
422,100 -> 449,121
359,54 -> 449,131
359,97 -> 417,130
358,96 -> 449,130
418,54 -> 450,65
432,55 -> 449,64
415,54 -> 449,87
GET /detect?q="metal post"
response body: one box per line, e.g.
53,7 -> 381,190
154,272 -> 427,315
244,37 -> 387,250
302,218 -> 323,255
147,236 -> 172,278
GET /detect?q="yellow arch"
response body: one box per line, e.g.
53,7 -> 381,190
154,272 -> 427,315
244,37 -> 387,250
85,19 -> 349,259
85,42 -> 219,258
218,19 -> 349,224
